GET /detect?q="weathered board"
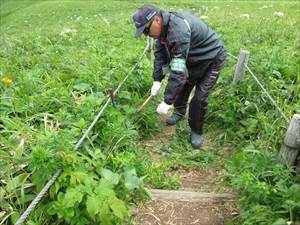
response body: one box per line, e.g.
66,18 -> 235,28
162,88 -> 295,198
150,189 -> 237,203
278,114 -> 300,166
233,49 -> 250,83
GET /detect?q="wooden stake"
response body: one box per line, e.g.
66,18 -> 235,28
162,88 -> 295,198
233,49 -> 250,83
278,114 -> 300,166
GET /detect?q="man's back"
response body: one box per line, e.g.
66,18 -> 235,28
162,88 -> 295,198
171,12 -> 225,63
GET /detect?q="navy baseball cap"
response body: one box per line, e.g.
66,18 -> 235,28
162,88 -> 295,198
132,4 -> 159,37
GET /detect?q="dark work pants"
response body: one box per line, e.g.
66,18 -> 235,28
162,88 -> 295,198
173,51 -> 227,134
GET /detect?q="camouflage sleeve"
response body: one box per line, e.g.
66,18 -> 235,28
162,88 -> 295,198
164,20 -> 191,105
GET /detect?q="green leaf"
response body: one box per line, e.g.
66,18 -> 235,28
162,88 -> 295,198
94,186 -> 115,199
10,211 -> 20,224
240,118 -> 258,133
109,197 -> 128,220
101,168 -> 120,185
64,188 -> 83,208
243,144 -> 260,154
86,195 -> 101,219
119,91 -> 132,100
272,218 -> 287,225
70,171 -> 87,185
6,173 -> 30,193
74,216 -> 90,225
99,202 -> 112,225
50,181 -> 59,198
73,83 -> 91,92
123,168 -> 142,190
0,187 -> 5,201
47,202 -> 57,216
286,184 -> 300,201
226,218 -> 234,225
99,178 -> 114,189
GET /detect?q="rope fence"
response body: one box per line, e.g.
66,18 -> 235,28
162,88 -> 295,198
222,51 -> 298,167
15,46 -> 148,225
227,50 -> 289,123
227,52 -> 239,60
15,45 -> 291,224
245,64 -> 289,123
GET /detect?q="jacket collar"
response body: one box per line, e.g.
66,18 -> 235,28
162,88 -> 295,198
160,10 -> 171,41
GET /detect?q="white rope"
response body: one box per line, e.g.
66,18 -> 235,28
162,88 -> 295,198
15,46 -> 148,225
244,64 -> 289,123
15,169 -> 62,225
77,47 -> 148,150
15,47 -> 289,224
74,99 -> 111,150
227,52 -> 239,60
76,47 -> 148,149
114,47 -> 148,95
227,52 -> 289,123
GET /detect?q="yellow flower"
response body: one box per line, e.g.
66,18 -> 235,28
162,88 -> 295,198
1,77 -> 13,85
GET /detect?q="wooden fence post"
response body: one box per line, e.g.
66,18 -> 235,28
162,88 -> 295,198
233,49 -> 250,83
278,114 -> 300,166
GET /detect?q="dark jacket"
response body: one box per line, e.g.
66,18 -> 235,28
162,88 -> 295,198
153,10 -> 226,105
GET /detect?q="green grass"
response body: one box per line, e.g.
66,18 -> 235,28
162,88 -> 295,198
1,0 -> 299,224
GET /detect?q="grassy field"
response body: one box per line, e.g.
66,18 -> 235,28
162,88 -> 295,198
1,0 -> 299,224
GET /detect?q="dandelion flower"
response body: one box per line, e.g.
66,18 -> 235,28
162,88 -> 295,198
240,14 -> 250,19
260,5 -> 268,9
274,11 -> 284,17
1,77 -> 13,85
60,28 -> 77,36
200,15 -> 208,20
102,17 -> 110,26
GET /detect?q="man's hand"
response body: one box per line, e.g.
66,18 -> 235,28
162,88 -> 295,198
151,81 -> 162,96
156,101 -> 172,115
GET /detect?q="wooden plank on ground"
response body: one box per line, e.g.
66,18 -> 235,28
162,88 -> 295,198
150,189 -> 237,203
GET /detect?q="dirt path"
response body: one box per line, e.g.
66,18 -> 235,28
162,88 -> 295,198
133,113 -> 239,225
132,200 -> 238,225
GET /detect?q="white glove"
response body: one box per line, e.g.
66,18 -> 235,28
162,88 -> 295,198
156,101 -> 172,115
151,81 -> 162,96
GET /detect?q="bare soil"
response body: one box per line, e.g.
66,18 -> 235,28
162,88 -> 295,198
176,168 -> 233,193
132,200 -> 239,225
133,112 -> 239,225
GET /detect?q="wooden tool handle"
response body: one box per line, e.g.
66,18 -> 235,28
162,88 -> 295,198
138,95 -> 153,111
